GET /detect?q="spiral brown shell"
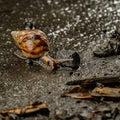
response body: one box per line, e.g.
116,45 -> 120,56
11,30 -> 49,58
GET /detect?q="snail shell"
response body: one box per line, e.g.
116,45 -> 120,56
11,30 -> 49,58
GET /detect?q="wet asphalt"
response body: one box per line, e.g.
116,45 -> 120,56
0,0 -> 120,119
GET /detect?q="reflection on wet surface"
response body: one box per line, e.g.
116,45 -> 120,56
0,0 -> 120,119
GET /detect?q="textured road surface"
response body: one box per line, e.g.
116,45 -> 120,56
0,0 -> 120,119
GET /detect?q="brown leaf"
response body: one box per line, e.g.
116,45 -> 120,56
66,76 -> 120,87
91,87 -> 120,98
62,85 -> 92,99
0,101 -> 49,118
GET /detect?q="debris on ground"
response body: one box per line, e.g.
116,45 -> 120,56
0,101 -> 49,120
66,76 -> 120,87
93,27 -> 120,57
91,87 -> 120,98
62,85 -> 92,99
63,76 -> 120,100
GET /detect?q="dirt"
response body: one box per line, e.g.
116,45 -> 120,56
0,0 -> 120,119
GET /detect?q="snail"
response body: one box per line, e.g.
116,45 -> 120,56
11,19 -> 80,70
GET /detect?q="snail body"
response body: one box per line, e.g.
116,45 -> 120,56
11,29 -> 60,69
11,22 -> 80,70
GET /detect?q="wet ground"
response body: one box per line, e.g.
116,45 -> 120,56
0,0 -> 120,119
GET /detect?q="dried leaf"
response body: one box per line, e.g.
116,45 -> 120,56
91,87 -> 120,98
0,101 -> 49,119
62,85 -> 120,100
62,85 -> 92,99
66,76 -> 120,87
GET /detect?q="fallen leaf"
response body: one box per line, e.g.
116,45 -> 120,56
66,76 -> 120,87
62,85 -> 92,99
91,87 -> 120,98
0,101 -> 49,119
62,85 -> 120,100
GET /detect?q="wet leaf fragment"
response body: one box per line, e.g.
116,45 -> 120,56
0,101 -> 49,119
62,85 -> 120,100
66,76 -> 120,87
62,85 -> 92,99
91,87 -> 120,98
